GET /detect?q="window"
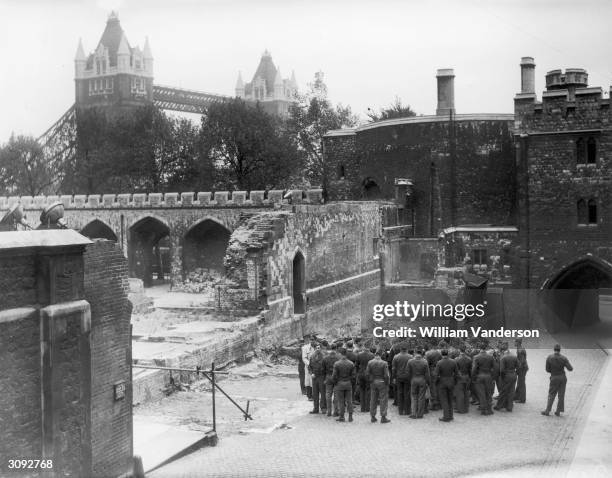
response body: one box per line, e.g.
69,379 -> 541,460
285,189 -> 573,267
577,199 -> 587,224
131,77 -> 146,94
576,138 -> 585,164
338,164 -> 345,179
587,137 -> 597,164
588,199 -> 597,224
472,249 -> 487,265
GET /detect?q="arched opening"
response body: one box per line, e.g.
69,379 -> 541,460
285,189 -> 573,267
128,217 -> 171,287
182,219 -> 231,283
587,137 -> 597,164
576,137 -> 585,164
293,251 -> 306,315
362,177 -> 382,199
80,219 -> 117,241
542,256 -> 612,330
588,199 -> 597,224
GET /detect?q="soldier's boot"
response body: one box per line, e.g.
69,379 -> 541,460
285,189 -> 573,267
381,416 -> 390,424
348,414 -> 353,422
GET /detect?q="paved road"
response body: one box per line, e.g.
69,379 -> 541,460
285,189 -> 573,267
148,348 -> 608,478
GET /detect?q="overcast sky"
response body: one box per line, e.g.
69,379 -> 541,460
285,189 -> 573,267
1,0 -> 611,141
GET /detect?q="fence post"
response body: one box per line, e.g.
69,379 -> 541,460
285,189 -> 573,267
212,362 -> 216,433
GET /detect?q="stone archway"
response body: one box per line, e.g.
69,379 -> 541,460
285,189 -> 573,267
80,219 -> 117,241
362,177 -> 382,199
128,217 -> 171,287
293,250 -> 306,314
541,255 -> 612,329
182,219 -> 231,283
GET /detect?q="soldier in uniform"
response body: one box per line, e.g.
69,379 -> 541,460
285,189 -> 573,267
495,347 -> 519,412
309,342 -> 327,414
366,350 -> 391,423
302,335 -> 317,400
392,344 -> 413,415
425,344 -> 443,410
408,348 -> 431,419
542,344 -> 573,417
454,346 -> 472,414
434,349 -> 459,421
332,347 -> 356,422
514,338 -> 528,403
472,345 -> 496,415
322,342 -> 340,417
356,345 -> 375,412
352,338 -> 364,403
345,341 -> 358,405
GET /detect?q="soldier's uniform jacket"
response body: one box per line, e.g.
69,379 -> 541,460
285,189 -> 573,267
472,351 -> 495,376
392,352 -> 413,381
454,353 -> 472,377
332,357 -> 356,384
309,350 -> 326,377
407,355 -> 431,384
546,353 -> 573,376
365,356 -> 390,384
356,350 -> 375,376
346,349 -> 358,364
425,349 -> 442,371
322,351 -> 340,383
517,347 -> 529,371
434,357 -> 458,383
499,353 -> 519,377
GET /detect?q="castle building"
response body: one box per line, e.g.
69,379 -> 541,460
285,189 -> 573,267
235,50 -> 297,116
74,11 -> 153,108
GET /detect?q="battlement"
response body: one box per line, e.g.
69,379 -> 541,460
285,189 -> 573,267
0,189 -> 324,211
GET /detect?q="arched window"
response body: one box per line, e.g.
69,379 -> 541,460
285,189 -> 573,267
588,199 -> 597,224
339,164 -> 345,179
587,137 -> 597,164
576,138 -> 585,164
577,199 -> 587,224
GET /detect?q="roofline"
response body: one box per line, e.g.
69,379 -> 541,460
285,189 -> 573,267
324,113 -> 515,137
442,225 -> 519,234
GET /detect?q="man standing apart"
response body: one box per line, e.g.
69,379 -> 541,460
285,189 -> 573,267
408,348 -> 431,419
332,348 -> 356,422
366,350 -> 391,423
542,344 -> 573,417
302,335 -> 317,400
514,338 -> 528,403
434,349 -> 458,422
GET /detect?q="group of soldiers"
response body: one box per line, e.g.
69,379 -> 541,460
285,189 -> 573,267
297,335 -> 573,423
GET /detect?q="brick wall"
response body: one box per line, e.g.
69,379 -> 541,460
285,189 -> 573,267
84,240 -> 133,478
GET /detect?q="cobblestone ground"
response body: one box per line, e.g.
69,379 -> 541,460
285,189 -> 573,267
148,348 -> 607,478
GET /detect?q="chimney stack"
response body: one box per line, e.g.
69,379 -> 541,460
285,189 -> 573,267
436,69 -> 455,116
520,57 -> 536,94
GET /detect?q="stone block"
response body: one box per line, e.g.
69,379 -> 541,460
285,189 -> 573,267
133,193 -> 146,207
232,191 -> 246,205
268,190 -> 284,204
117,194 -> 131,207
181,192 -> 194,206
306,189 -> 324,204
87,195 -> 100,208
288,190 -> 303,204
74,195 -> 86,207
214,191 -> 229,206
148,193 -> 162,207
20,196 -> 34,208
250,191 -> 265,205
46,195 -> 60,205
60,195 -> 73,208
7,196 -> 19,207
102,194 -> 116,207
164,192 -> 179,206
197,192 -> 212,205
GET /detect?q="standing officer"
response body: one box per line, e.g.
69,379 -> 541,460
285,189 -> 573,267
309,343 -> 327,414
495,347 -> 519,412
322,343 -> 340,417
408,348 -> 430,419
425,344 -> 443,411
514,338 -> 528,403
302,335 -> 317,400
472,345 -> 496,415
332,348 -> 356,422
454,346 -> 472,414
434,349 -> 459,422
392,344 -> 413,415
542,344 -> 573,417
366,350 -> 391,423
356,345 -> 375,412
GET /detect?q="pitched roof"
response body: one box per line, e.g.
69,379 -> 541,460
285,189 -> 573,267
249,50 -> 278,94
97,11 -> 129,67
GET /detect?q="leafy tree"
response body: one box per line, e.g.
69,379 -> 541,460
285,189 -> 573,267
366,96 -> 417,122
200,98 -> 303,191
286,71 -> 358,197
0,134 -> 57,196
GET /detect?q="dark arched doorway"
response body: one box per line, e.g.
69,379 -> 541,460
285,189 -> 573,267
542,256 -> 612,330
293,251 -> 306,314
182,219 -> 231,282
128,217 -> 171,287
80,219 -> 117,241
362,177 -> 382,199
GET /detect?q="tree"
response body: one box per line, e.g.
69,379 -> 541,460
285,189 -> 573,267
0,134 -> 57,196
200,98 -> 303,191
286,71 -> 358,197
366,96 -> 417,122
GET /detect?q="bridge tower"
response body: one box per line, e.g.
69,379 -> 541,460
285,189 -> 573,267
74,11 -> 153,109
